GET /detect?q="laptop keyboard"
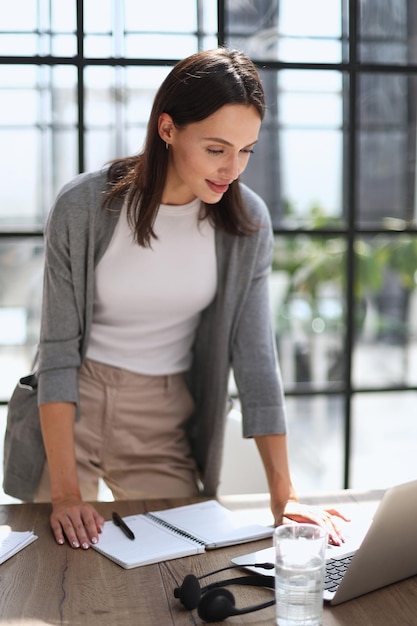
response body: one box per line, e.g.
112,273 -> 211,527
324,553 -> 355,592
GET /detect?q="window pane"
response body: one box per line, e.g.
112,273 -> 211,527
359,0 -> 412,64
226,0 -> 343,63
353,235 -> 417,388
0,239 -> 44,402
125,0 -> 197,32
0,0 -> 37,56
51,0 -> 76,32
2,0 -> 37,29
357,74 -> 417,227
242,69 -> 346,229
272,236 -> 346,391
351,392 -> 417,489
84,65 -> 171,170
84,0 -> 214,58
84,0 -> 113,33
0,65 -> 78,228
0,0 -> 76,56
286,395 -> 345,492
124,34 -> 200,59
280,70 -> 344,226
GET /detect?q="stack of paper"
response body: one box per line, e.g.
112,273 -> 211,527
0,526 -> 38,565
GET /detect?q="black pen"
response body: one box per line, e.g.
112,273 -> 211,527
112,511 -> 135,540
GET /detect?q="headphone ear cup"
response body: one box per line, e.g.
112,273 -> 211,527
197,588 -> 236,623
174,574 -> 202,610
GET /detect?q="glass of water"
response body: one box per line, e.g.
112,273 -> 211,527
274,523 -> 328,626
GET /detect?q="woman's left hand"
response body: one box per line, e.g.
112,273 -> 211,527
280,501 -> 351,546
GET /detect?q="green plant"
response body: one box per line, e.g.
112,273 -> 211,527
272,204 -> 417,338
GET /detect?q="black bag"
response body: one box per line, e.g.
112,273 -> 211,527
3,373 -> 46,501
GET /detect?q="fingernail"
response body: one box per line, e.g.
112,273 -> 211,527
91,536 -> 98,544
81,542 -> 89,550
57,538 -> 65,545
72,541 -> 80,548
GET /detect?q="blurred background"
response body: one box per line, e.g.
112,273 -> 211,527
1,0 -> 417,502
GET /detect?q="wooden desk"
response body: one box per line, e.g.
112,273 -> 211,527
0,491 -> 414,625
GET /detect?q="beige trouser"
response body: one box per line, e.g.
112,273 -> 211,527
35,358 -> 200,502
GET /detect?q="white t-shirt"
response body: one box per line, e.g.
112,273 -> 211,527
86,198 -> 217,374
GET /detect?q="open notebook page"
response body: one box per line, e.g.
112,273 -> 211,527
92,514 -> 205,569
150,500 -> 273,549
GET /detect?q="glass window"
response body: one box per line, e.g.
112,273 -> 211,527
357,73 -> 417,227
84,0 -> 216,58
353,235 -> 417,387
351,392 -> 417,489
359,0 -> 410,64
0,240 -> 44,400
280,70 -> 344,226
84,65 -> 171,170
0,65 -> 78,228
0,0 -> 76,56
241,69 -> 346,229
286,395 -> 345,492
272,236 -> 346,391
226,0 -> 343,63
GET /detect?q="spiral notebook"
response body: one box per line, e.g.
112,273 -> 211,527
92,500 -> 272,569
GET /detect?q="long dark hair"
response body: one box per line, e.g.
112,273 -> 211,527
105,47 -> 266,247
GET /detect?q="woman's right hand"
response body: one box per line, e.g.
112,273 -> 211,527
50,497 -> 105,549
39,402 -> 105,548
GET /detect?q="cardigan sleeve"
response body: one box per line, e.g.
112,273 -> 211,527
37,183 -> 86,407
37,170 -> 121,408
231,194 -> 287,437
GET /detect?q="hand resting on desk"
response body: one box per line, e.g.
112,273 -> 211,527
50,497 -> 105,549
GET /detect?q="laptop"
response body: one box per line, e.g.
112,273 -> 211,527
232,479 -> 417,605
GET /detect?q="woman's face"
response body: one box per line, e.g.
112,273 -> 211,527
159,104 -> 261,205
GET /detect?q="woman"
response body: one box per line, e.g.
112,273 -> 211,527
34,47 -> 346,549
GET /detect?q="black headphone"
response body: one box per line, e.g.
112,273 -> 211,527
173,562 -> 275,622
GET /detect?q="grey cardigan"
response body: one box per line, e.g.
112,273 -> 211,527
37,168 -> 287,496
